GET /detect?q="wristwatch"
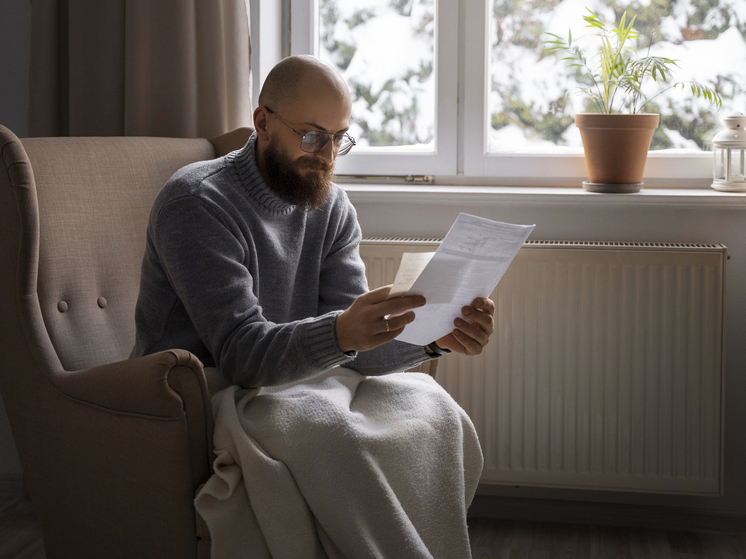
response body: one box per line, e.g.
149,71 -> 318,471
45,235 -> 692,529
426,341 -> 451,356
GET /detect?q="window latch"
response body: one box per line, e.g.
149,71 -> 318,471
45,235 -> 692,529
404,175 -> 434,183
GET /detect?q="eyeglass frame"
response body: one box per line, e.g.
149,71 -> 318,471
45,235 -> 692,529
264,106 -> 356,156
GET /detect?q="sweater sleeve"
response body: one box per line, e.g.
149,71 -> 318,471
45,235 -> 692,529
349,341 -> 433,376
315,194 -> 434,375
152,195 -> 352,387
317,193 -> 368,316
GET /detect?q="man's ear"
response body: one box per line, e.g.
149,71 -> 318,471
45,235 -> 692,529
253,106 -> 270,140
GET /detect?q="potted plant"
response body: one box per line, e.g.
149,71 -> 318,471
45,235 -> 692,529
543,9 -> 722,193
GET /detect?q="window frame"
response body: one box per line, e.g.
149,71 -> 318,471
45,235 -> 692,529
288,0 -> 718,186
462,0 -> 715,185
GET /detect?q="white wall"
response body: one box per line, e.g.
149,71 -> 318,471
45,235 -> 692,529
347,184 -> 746,518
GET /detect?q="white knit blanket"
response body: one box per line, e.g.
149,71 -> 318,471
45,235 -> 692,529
195,367 -> 483,559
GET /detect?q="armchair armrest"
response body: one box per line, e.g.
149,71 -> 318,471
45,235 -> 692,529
48,348 -> 215,486
50,349 -> 208,417
19,350 -> 216,557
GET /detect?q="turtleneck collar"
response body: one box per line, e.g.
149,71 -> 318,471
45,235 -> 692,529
230,132 -> 297,215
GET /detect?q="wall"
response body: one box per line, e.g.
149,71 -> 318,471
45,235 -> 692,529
0,0 -> 31,490
0,0 -> 31,137
347,184 -> 746,523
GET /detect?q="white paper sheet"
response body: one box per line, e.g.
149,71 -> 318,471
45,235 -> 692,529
388,252 -> 436,298
391,213 -> 535,346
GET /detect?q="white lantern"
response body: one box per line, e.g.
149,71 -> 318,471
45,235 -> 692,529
712,113 -> 746,192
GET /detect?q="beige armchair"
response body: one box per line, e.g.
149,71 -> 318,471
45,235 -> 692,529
0,124 -> 252,559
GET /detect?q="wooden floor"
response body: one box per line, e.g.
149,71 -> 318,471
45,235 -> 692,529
3,495 -> 746,558
468,517 -> 746,559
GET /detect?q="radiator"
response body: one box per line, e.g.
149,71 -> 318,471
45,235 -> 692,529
360,238 -> 725,495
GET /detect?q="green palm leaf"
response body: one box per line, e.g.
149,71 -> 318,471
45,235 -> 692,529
541,8 -> 721,114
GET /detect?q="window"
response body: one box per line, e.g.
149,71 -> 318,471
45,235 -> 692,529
290,0 -> 746,185
292,0 -> 457,176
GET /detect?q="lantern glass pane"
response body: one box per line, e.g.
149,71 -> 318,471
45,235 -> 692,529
714,148 -> 726,180
729,149 -> 746,181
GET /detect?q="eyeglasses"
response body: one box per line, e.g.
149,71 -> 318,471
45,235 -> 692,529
264,106 -> 356,156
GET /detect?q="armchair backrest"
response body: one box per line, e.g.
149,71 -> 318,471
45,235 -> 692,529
0,126 -> 251,374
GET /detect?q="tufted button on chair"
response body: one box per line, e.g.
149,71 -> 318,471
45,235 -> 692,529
0,124 -> 253,559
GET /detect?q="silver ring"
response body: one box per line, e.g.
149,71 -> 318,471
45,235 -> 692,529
385,318 -> 390,333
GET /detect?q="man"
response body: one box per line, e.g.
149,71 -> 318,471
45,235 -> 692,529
132,55 -> 492,558
131,54 -> 495,387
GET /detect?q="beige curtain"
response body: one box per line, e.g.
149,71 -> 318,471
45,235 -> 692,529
29,0 -> 252,138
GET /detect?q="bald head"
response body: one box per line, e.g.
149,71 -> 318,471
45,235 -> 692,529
258,55 -> 350,114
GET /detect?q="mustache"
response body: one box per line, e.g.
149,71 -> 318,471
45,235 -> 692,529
298,156 -> 334,173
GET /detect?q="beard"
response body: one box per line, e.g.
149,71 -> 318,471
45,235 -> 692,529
261,141 -> 335,211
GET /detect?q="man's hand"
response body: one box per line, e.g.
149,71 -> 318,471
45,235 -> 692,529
336,285 -> 426,353
434,297 -> 495,356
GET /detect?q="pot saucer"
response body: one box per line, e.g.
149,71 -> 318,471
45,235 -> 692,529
582,181 -> 643,193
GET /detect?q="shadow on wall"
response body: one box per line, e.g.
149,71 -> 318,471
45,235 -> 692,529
0,2 -> 31,489
0,0 -> 31,137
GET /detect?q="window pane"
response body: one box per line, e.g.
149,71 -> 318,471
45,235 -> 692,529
318,0 -> 435,151
488,0 -> 746,154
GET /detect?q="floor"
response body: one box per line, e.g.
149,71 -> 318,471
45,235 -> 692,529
3,495 -> 746,558
468,517 -> 746,559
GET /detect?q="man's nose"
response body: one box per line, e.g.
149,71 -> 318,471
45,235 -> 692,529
315,138 -> 335,165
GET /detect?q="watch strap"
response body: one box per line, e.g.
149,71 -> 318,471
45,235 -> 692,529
426,341 -> 451,356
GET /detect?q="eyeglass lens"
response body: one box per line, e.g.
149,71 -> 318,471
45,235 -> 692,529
301,131 -> 352,154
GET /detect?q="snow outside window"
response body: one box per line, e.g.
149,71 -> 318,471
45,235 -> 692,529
292,0 -> 746,185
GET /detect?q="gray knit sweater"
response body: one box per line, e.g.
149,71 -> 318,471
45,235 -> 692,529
130,133 -> 430,387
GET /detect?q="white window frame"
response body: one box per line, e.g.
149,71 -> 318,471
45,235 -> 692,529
249,0 -> 286,108
289,0 -> 459,176
288,0 -> 716,186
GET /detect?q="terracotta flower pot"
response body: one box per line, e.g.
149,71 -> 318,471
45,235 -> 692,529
575,113 -> 660,193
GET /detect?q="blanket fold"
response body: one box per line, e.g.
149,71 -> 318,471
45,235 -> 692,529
195,368 -> 483,559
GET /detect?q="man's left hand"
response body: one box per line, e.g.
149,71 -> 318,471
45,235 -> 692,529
433,297 -> 495,356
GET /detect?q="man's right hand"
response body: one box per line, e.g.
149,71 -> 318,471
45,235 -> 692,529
335,285 -> 426,353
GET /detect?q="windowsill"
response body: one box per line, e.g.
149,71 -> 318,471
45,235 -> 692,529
341,183 -> 746,210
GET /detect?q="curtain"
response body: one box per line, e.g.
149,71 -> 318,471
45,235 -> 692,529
28,0 -> 252,138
